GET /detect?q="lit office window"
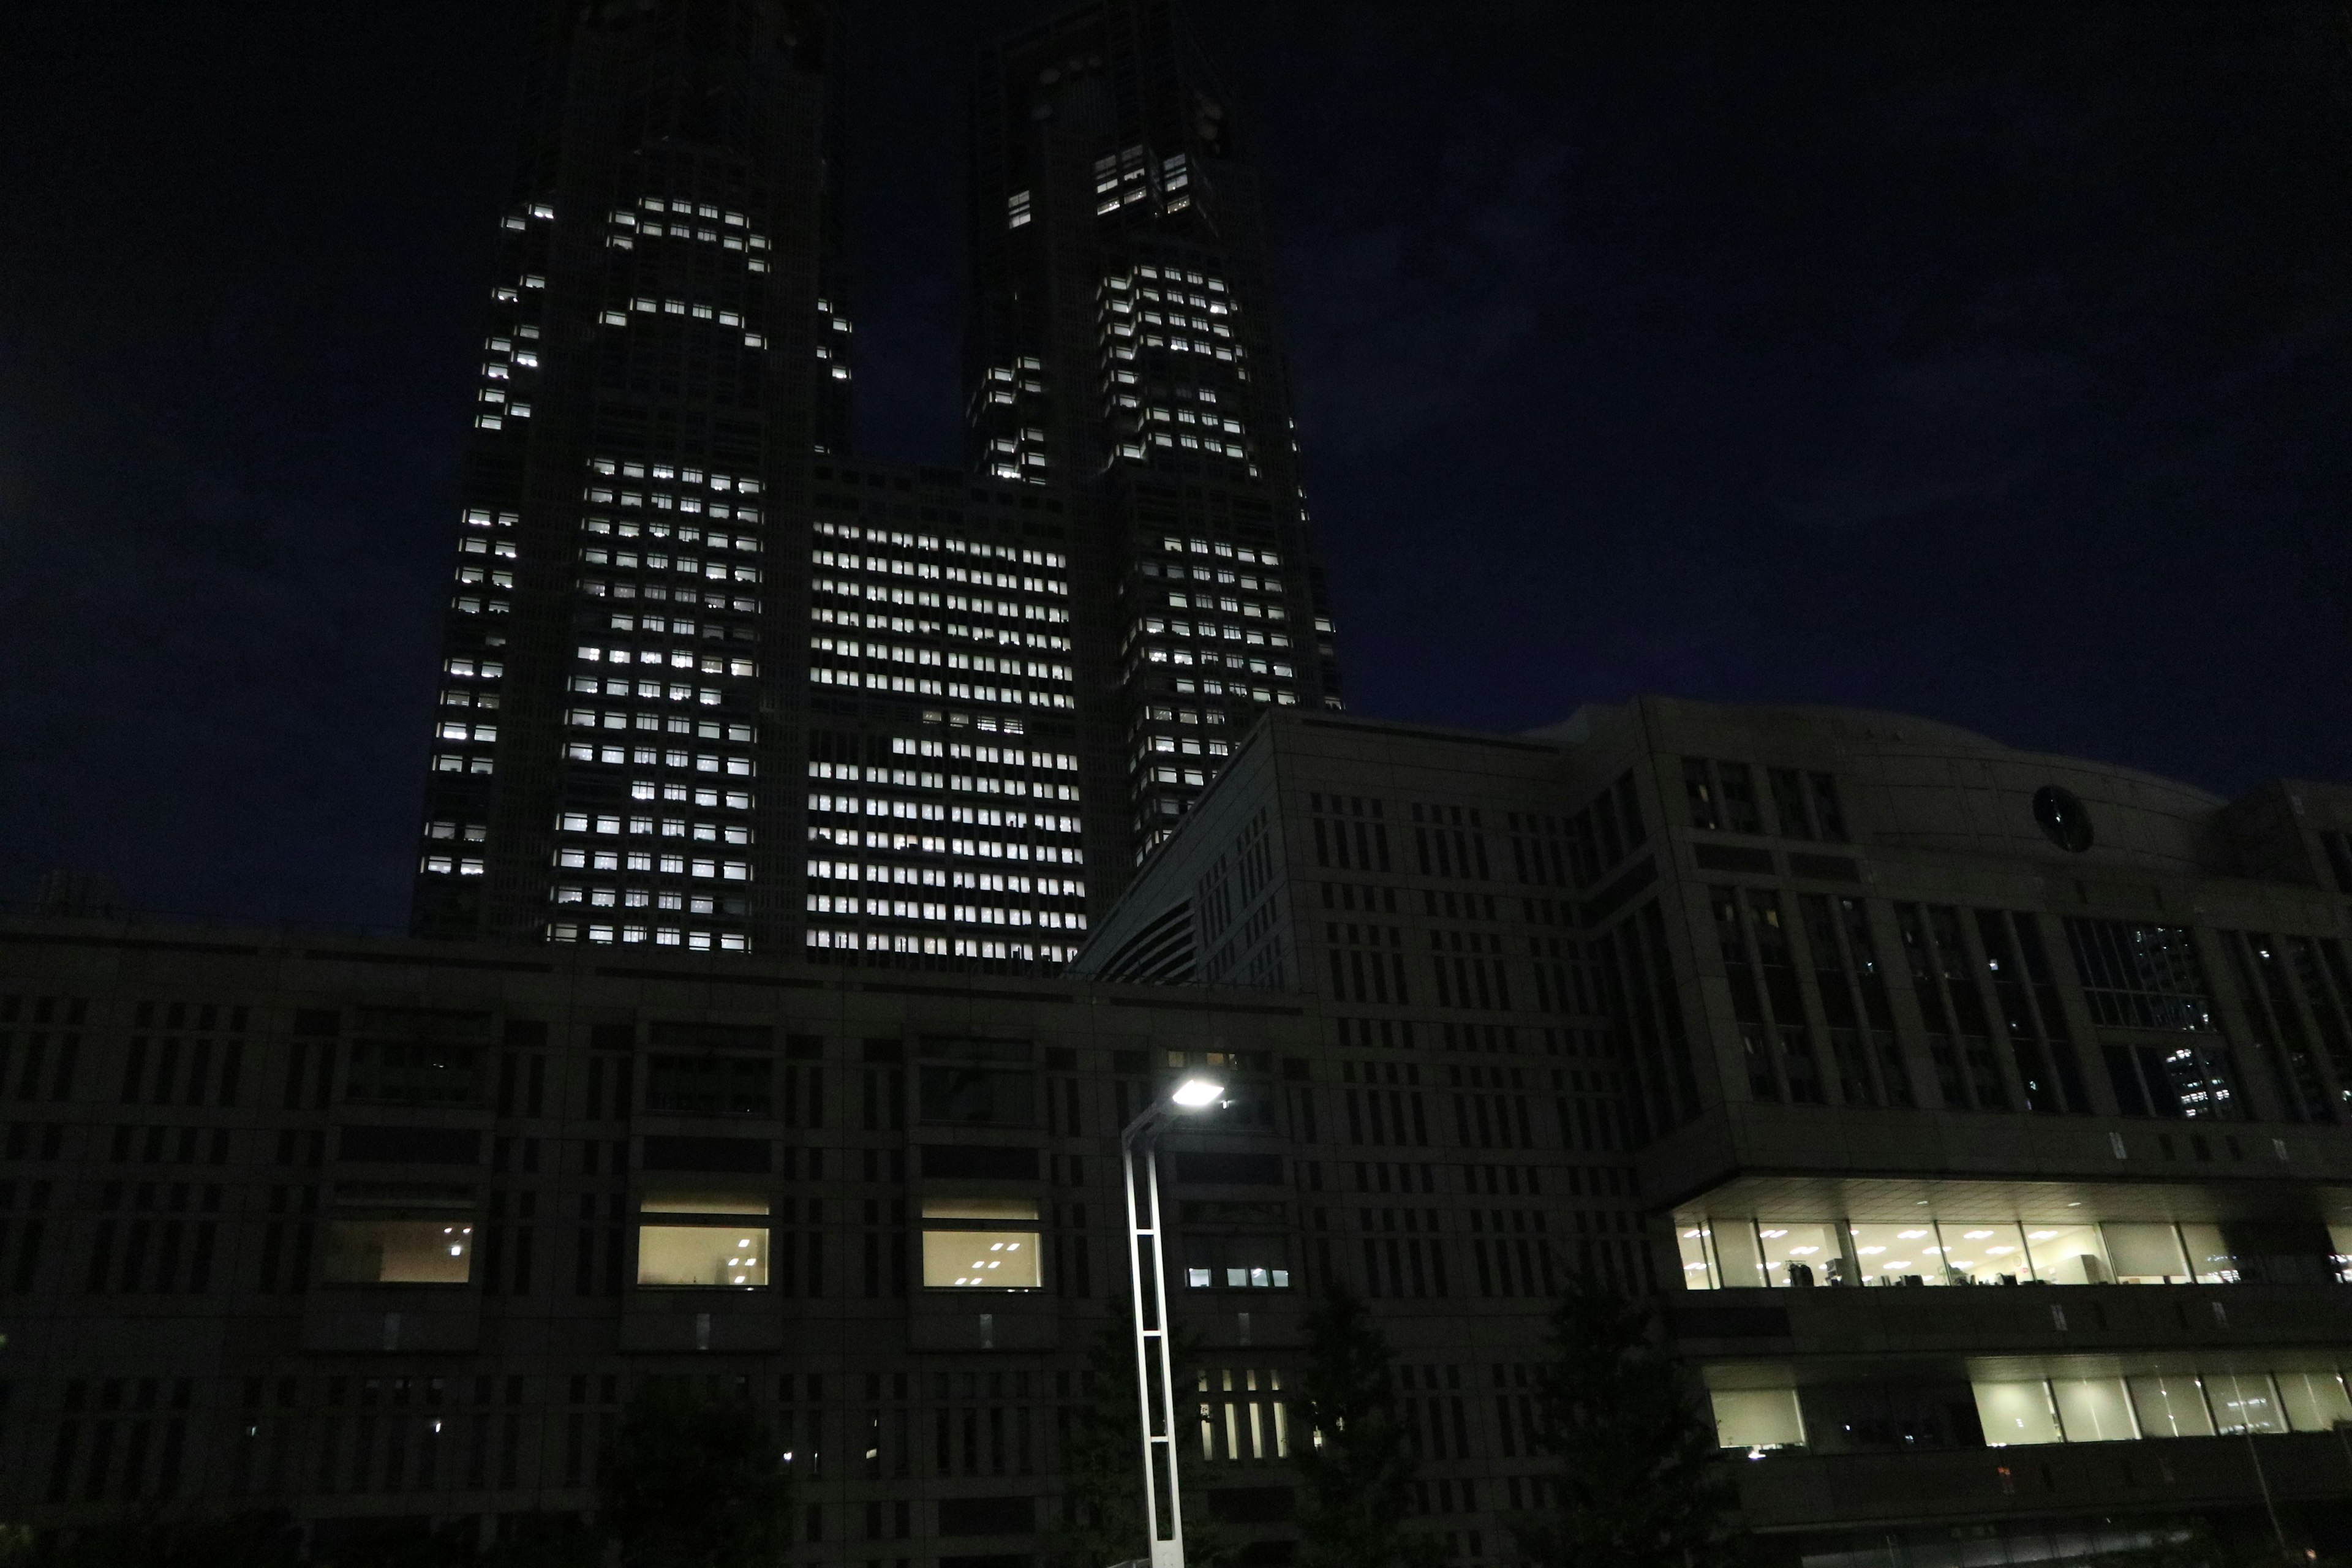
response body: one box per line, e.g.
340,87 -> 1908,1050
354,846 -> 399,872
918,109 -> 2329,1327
636,1192 -> 770,1287
920,1198 -> 1041,1289
322,1185 -> 476,1285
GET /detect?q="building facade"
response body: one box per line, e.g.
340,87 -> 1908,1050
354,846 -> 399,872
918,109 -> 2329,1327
1080,698 -> 2352,1561
0,908 -> 1603,1565
968,1 -> 1344,873
413,0 -> 853,957
17,698 -> 2352,1564
413,0 -> 1346,962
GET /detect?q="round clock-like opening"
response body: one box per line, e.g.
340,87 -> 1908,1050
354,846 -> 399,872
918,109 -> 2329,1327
2033,785 -> 2093,854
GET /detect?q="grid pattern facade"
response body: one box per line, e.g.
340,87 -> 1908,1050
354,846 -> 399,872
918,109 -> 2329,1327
969,1 -> 1344,875
413,0 -> 851,957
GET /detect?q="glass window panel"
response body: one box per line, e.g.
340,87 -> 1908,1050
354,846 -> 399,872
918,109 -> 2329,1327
1677,1224 -> 1717,1290
1709,1389 -> 1804,1450
2206,1371 -> 2286,1434
921,1228 -> 1041,1289
2104,1223 -> 2190,1283
2052,1378 -> 2136,1442
918,1065 -> 1035,1125
2176,1223 -> 2241,1284
920,1197 -> 1039,1221
636,1224 -> 769,1287
322,1219 -> 473,1284
1711,1221 -> 1766,1289
1847,1222 -> 1945,1287
641,1190 -> 769,1215
2022,1223 -> 2108,1284
1973,1382 -> 2062,1446
1755,1222 -> 1843,1287
2277,1369 -> 2352,1432
2127,1374 -> 2215,1438
1940,1223 -> 2029,1286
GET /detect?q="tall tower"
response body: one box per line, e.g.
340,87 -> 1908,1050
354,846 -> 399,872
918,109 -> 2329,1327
412,0 -> 851,954
968,0 -> 1345,888
414,0 -> 1095,967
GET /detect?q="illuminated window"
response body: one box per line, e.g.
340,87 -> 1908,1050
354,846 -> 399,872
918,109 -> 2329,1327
920,1197 -> 1041,1289
636,1191 -> 770,1287
1711,1388 -> 1804,1451
322,1185 -> 475,1284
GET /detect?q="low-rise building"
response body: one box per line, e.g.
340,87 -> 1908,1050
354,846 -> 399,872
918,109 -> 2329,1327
9,696 -> 2352,1564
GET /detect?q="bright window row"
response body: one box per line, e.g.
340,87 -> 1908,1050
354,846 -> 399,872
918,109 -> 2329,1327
805,862 -> 1080,896
1709,1360 -> 2352,1453
806,638 -> 1072,684
578,578 -> 758,614
552,853 -> 750,880
1678,1216 -> 2352,1289
804,767 -> 1077,803
1137,618 -> 1292,654
806,930 -> 1077,962
628,782 -> 752,809
570,680 -> 722,704
553,886 -> 729,913
805,894 -> 1085,929
805,827 -> 1084,865
810,668 -> 1076,709
811,520 -> 1064,569
805,795 -> 1080,835
582,538 -> 761,569
556,815 -> 749,843
551,924 -> 747,951
586,456 -> 761,496
567,711 -> 752,743
579,647 -> 755,676
813,749 -> 1077,777
810,551 -> 1066,595
564,742 -> 754,775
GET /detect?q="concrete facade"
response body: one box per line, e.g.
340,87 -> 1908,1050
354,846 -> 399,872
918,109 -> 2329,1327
1079,697 -> 2352,1559
12,695 -> 2352,1563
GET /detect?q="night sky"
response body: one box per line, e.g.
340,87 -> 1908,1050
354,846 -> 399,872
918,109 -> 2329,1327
2,2 -> 2347,929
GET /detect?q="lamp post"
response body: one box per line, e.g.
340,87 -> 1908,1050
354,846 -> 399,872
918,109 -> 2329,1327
1118,1072 -> 1226,1568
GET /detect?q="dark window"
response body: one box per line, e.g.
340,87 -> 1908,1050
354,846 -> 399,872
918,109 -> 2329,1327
917,1040 -> 1035,1127
1768,768 -> 1814,840
646,1054 -> 772,1117
1717,764 -> 1762,835
1809,774 -> 1849,843
1681,760 -> 1718,832
343,1044 -> 480,1107
2063,921 -> 2216,1032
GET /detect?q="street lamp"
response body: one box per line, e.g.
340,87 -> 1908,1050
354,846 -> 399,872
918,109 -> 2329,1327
1118,1072 -> 1226,1568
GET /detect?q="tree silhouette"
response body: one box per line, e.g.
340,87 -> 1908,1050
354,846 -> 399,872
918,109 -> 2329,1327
1049,1302 -> 1230,1568
598,1379 -> 794,1568
1292,1288 -> 1444,1568
1510,1272 -> 1745,1568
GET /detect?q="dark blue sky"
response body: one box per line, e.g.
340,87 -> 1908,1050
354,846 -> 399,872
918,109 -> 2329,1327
1,2 -> 2346,927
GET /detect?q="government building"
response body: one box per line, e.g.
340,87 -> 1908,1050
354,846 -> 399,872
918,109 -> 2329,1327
9,697 -> 2352,1566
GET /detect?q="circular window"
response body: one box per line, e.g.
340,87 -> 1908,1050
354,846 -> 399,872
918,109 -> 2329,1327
2033,786 -> 2094,853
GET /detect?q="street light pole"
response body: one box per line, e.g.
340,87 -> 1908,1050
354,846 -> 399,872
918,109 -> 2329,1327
1119,1074 -> 1226,1568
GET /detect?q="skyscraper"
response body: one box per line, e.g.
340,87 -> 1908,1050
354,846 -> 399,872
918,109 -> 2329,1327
968,1 -> 1345,881
413,0 -> 853,957
413,0 -> 1340,961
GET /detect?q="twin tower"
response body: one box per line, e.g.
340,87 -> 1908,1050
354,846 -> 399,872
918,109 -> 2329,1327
411,0 -> 1342,962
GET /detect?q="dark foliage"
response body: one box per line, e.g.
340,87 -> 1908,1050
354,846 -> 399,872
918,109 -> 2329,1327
1047,1302 -> 1230,1568
598,1379 -> 793,1568
1510,1272 -> 1745,1568
1292,1287 -> 1444,1568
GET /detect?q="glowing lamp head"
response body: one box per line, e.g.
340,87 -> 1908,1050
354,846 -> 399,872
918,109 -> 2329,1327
1171,1076 -> 1226,1109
